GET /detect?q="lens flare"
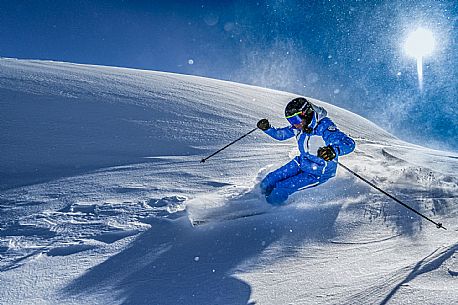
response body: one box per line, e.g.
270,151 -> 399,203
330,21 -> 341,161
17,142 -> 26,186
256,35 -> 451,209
404,28 -> 436,91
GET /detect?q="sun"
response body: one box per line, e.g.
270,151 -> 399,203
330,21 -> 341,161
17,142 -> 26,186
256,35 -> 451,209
404,27 -> 436,59
403,28 -> 436,91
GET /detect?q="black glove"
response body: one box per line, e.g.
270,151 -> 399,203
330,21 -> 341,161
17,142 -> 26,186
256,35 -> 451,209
257,119 -> 270,131
317,146 -> 336,161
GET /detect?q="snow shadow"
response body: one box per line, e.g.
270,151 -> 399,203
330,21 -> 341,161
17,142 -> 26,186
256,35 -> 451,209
0,89 -> 202,190
64,203 -> 342,305
379,243 -> 458,305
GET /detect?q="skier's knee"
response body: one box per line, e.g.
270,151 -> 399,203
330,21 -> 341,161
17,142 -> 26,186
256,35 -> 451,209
266,188 -> 289,205
260,174 -> 275,194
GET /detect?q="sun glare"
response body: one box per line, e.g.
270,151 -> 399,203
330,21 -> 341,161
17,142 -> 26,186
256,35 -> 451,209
404,28 -> 435,91
404,28 -> 435,58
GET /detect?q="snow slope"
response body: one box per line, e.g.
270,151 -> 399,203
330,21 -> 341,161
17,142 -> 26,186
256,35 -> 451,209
0,58 -> 457,305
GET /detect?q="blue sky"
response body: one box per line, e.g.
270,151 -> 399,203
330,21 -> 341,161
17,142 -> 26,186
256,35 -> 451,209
1,0 -> 457,151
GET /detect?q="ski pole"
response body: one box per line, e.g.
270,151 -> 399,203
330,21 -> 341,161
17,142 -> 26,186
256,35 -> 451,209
338,161 -> 446,230
200,127 -> 258,163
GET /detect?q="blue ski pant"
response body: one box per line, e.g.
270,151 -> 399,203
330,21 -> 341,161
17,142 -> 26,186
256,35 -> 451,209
260,156 -> 336,205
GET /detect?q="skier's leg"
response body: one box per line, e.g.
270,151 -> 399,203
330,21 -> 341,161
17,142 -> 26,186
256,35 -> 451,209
260,157 -> 301,195
266,159 -> 339,205
266,172 -> 323,205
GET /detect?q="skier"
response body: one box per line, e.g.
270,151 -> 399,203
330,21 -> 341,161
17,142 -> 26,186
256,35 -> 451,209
257,97 -> 355,205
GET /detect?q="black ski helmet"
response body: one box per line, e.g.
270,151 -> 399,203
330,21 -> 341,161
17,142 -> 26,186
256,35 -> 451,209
285,97 -> 315,132
284,97 -> 313,118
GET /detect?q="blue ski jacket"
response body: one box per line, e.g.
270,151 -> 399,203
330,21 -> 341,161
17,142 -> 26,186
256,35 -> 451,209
263,112 -> 355,179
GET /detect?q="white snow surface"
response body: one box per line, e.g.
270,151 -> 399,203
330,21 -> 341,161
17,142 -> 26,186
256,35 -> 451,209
0,58 -> 457,305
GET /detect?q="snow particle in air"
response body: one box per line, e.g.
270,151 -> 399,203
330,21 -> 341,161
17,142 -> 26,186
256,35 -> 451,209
204,13 -> 219,26
308,72 -> 319,84
194,256 -> 200,262
188,59 -> 194,65
224,22 -> 235,32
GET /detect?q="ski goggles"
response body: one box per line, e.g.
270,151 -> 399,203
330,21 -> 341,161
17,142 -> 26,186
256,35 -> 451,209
286,112 -> 303,125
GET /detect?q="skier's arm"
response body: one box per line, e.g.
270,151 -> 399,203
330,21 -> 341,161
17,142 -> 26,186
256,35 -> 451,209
258,119 -> 295,141
264,126 -> 296,141
318,118 -> 355,156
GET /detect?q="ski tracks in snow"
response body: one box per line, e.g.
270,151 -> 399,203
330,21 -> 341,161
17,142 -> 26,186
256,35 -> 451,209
338,242 -> 458,305
0,193 -> 188,271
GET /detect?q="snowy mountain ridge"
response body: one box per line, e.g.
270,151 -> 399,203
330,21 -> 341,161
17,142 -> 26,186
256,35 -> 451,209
0,58 -> 457,305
